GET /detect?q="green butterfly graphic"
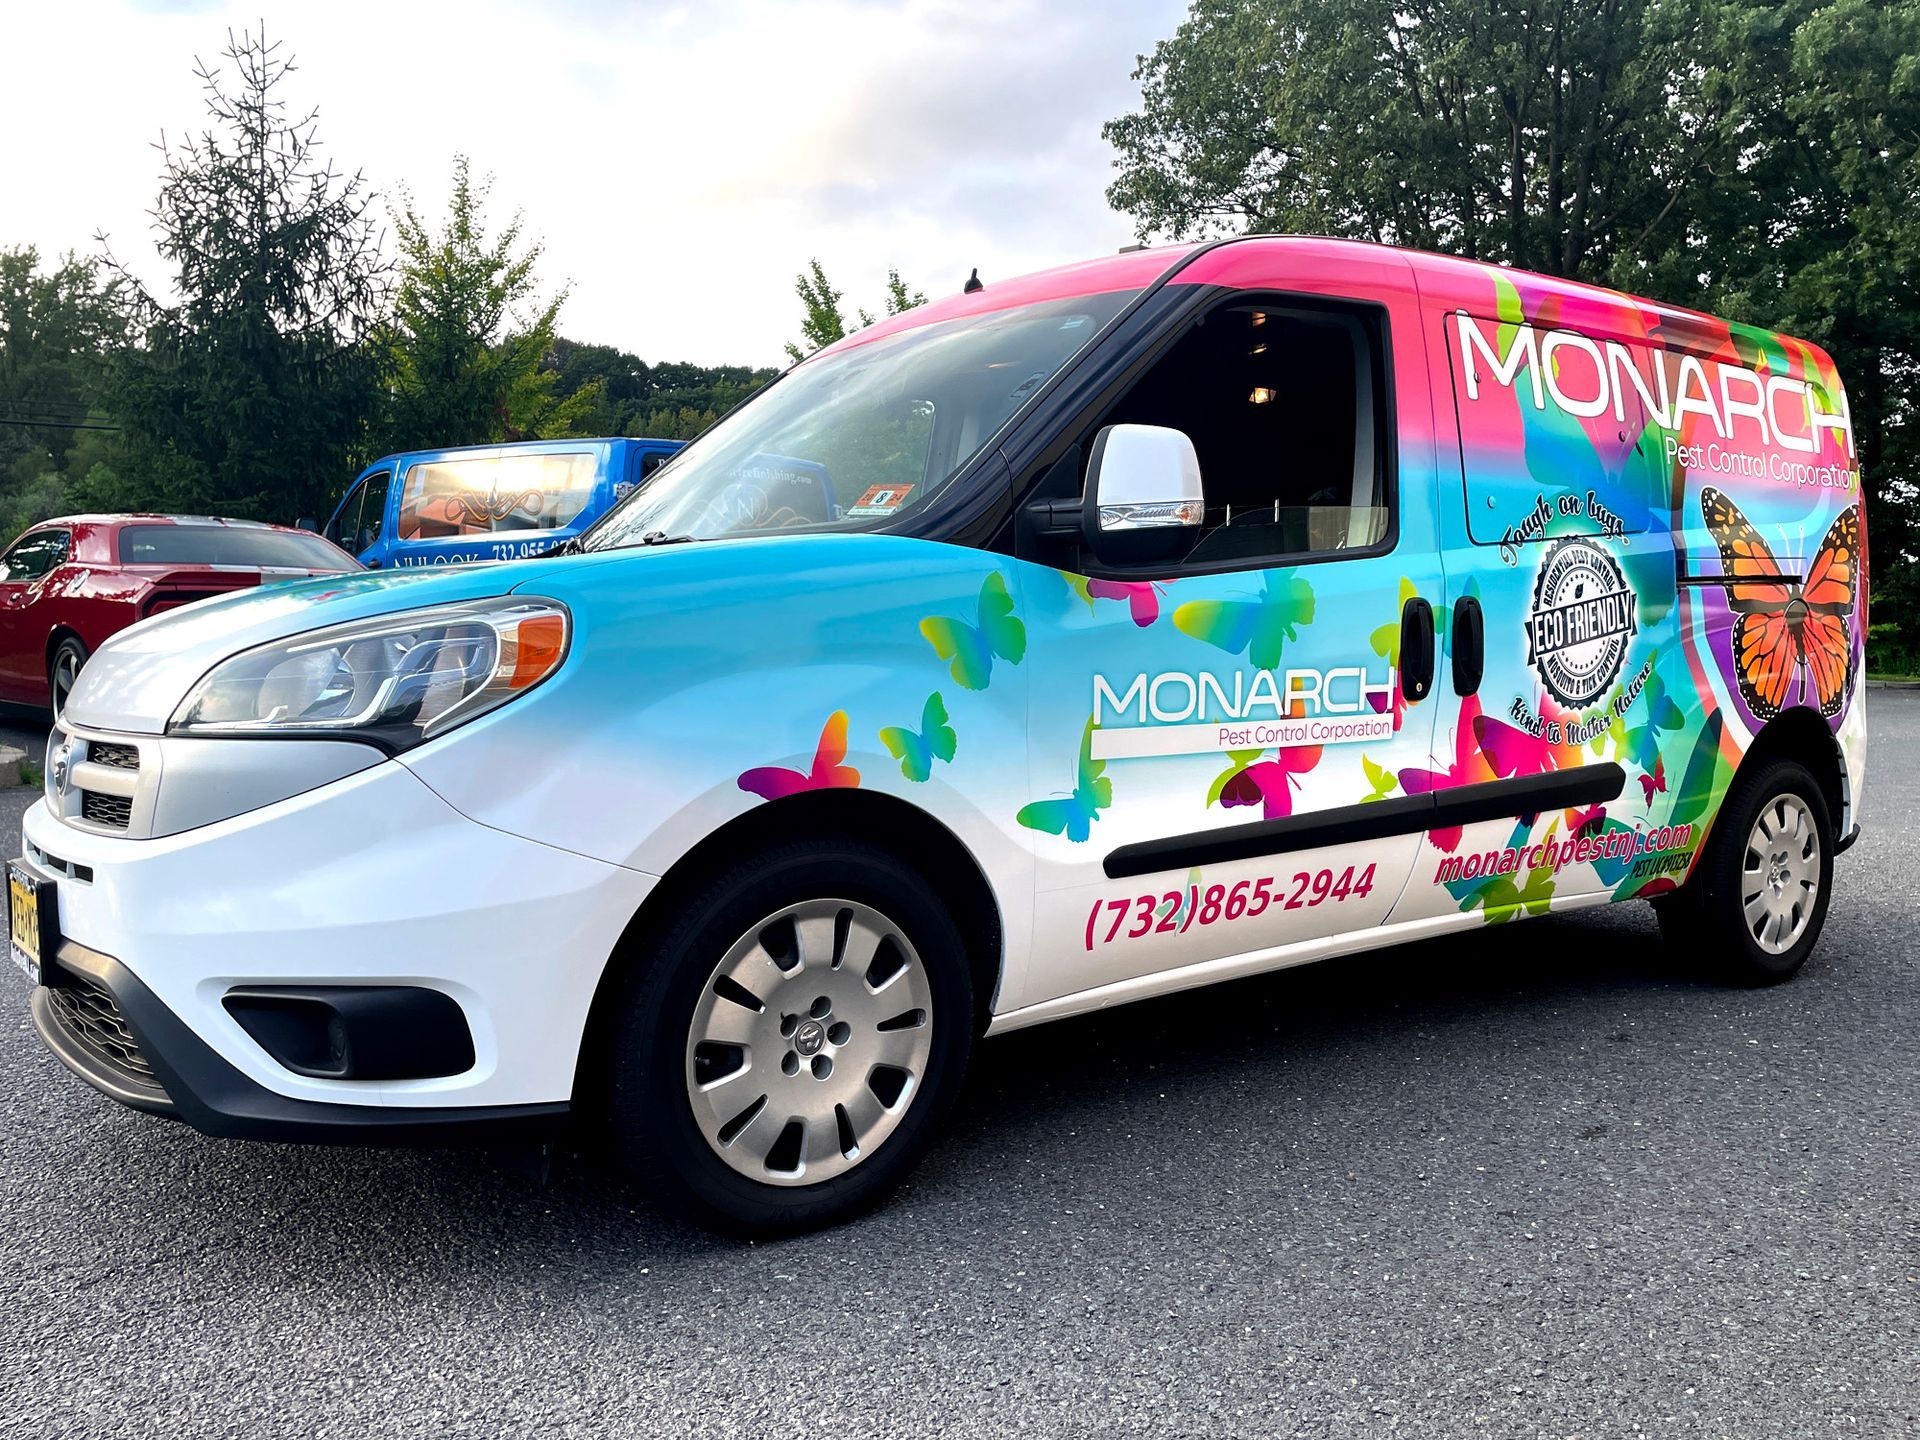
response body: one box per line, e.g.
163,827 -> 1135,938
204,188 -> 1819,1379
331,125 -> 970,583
1173,572 -> 1315,669
879,692 -> 957,782
1017,718 -> 1111,842
920,572 -> 1027,691
1359,753 -> 1397,804
1598,669 -> 1685,773
1445,819 -> 1555,923
1461,854 -> 1557,924
1668,711 -> 1727,828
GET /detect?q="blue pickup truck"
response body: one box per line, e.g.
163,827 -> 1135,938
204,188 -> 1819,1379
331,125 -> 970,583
323,437 -> 684,568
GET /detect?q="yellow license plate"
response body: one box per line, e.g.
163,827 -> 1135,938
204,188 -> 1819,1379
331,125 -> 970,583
8,863 -> 50,987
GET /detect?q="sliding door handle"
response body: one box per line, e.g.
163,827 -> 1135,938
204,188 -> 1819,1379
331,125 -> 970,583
1452,594 -> 1485,696
1400,596 -> 1435,703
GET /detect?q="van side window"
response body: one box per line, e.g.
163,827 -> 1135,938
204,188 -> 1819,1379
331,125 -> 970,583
1093,301 -> 1390,567
397,452 -> 597,541
1448,316 -> 1665,549
329,469 -> 392,551
358,469 -> 392,546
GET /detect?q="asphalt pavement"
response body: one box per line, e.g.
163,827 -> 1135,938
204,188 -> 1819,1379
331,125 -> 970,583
0,698 -> 1914,1438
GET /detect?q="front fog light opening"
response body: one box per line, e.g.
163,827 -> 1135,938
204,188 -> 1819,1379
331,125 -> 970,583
223,987 -> 476,1081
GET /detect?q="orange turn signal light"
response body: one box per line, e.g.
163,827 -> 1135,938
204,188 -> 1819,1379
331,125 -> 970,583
502,613 -> 568,690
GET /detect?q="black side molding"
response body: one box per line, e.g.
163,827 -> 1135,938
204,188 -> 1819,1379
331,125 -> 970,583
1104,764 -> 1626,880
1678,572 -> 1801,588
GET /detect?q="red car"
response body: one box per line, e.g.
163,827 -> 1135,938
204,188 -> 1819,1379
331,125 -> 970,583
0,514 -> 362,714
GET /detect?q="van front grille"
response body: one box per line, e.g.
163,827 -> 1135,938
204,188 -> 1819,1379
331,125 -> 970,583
45,976 -> 160,1089
80,791 -> 132,829
87,742 -> 140,771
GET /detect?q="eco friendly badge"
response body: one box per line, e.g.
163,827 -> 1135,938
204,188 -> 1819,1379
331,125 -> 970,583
1523,536 -> 1636,707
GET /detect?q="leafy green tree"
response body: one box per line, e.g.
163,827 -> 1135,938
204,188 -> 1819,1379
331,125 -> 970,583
785,261 -> 926,361
387,155 -> 598,448
0,248 -> 121,496
100,28 -> 390,523
539,341 -> 776,440
1105,0 -> 1920,668
785,259 -> 849,363
1104,0 -> 1721,279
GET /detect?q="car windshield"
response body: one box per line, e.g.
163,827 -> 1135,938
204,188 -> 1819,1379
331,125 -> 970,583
118,525 -> 357,570
581,291 -> 1135,549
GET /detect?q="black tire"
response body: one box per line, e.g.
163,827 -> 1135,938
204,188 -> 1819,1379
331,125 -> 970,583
602,838 -> 974,1235
1655,757 -> 1834,985
48,635 -> 87,718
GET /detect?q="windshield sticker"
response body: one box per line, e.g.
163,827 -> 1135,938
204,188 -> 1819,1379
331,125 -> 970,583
847,484 -> 915,517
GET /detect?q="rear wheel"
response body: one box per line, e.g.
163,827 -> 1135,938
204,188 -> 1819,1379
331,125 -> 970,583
1656,757 -> 1834,984
48,636 -> 86,718
604,839 -> 973,1234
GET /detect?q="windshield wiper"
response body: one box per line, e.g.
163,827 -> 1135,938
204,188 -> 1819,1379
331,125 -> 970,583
639,531 -> 696,547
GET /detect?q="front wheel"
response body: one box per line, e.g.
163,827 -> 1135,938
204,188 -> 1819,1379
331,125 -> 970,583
604,840 -> 974,1234
48,636 -> 87,718
1656,758 -> 1834,985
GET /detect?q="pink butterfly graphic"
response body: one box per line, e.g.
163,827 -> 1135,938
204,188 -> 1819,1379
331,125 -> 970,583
1398,694 -> 1498,851
1207,704 -> 1323,821
1212,747 -> 1322,821
1086,578 -> 1165,627
1472,696 -> 1579,780
1638,755 -> 1667,806
1568,804 -> 1608,839
738,711 -> 861,800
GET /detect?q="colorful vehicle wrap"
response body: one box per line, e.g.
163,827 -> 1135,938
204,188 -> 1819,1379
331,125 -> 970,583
24,235 -> 1865,1152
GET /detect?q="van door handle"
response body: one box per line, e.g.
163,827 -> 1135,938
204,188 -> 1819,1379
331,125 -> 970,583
1400,596 -> 1435,703
1452,594 -> 1484,696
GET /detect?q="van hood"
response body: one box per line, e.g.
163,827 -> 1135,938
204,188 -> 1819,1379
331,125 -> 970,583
59,534 -> 900,735
61,564 -> 530,735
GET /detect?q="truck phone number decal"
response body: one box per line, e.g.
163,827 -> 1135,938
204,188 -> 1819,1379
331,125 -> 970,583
1084,864 -> 1378,951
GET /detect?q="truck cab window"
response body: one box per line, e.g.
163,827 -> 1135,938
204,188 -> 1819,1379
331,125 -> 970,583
1099,301 -> 1389,567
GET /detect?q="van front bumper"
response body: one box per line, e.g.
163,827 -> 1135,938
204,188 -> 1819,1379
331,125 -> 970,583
19,756 -> 658,1135
31,940 -> 568,1143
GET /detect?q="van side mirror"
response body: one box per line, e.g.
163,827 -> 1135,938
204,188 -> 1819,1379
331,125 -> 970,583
294,516 -> 318,532
1084,423 -> 1205,565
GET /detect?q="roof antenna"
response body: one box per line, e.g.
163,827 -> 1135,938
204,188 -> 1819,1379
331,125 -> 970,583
963,268 -> 984,294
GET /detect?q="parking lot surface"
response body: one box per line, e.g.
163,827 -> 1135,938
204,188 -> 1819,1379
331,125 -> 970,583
0,697 -> 1914,1437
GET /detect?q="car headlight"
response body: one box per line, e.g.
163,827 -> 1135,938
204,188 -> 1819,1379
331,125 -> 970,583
168,598 -> 570,753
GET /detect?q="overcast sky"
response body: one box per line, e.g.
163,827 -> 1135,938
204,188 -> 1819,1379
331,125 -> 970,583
3,0 -> 1188,367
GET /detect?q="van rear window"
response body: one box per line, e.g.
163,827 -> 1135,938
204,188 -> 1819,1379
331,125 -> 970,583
1449,317 -> 1671,551
118,526 -> 354,570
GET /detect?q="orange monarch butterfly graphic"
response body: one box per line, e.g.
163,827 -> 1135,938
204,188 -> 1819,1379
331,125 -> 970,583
1699,487 -> 1859,720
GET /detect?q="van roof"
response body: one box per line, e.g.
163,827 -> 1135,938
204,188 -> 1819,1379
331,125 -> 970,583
820,235 -> 1836,379
367,436 -> 680,469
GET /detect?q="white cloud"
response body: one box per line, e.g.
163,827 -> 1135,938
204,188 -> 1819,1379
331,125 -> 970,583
1,0 -> 1185,366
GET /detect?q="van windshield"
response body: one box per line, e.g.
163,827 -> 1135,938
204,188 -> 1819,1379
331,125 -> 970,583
581,291 -> 1135,549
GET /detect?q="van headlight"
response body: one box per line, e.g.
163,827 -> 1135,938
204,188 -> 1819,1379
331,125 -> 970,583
168,598 -> 570,753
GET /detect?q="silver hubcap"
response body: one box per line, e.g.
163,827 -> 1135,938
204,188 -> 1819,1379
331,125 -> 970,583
1742,794 -> 1820,955
685,898 -> 934,1186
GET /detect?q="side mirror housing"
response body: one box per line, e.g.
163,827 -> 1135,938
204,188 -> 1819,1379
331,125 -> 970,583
294,516 -> 319,532
1084,423 -> 1205,565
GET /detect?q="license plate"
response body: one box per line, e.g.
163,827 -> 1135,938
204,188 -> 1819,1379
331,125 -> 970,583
8,862 -> 53,987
